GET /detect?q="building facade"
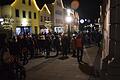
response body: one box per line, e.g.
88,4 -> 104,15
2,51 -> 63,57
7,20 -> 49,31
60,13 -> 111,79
0,5 -> 13,29
0,6 -> 1,17
11,0 -> 40,35
101,0 -> 110,60
51,0 -> 64,33
101,0 -> 120,79
39,4 -> 51,34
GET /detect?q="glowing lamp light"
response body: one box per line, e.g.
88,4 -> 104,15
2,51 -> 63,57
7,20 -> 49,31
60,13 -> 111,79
22,20 -> 28,26
66,16 -> 72,23
67,9 -> 71,14
87,19 -> 91,23
80,19 -> 85,24
1,22 -> 4,25
85,19 -> 87,21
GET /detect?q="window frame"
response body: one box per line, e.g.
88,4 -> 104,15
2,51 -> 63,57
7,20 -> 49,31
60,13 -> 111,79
15,9 -> 19,17
34,12 -> 36,19
48,17 -> 50,21
29,11 -> 32,19
28,0 -> 31,5
44,16 -> 46,21
23,10 -> 26,18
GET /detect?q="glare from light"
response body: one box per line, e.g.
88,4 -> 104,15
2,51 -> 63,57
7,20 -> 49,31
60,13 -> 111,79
80,19 -> 84,24
67,9 -> 71,16
1,22 -> 4,25
88,19 -> 91,23
86,30 -> 89,33
85,19 -> 87,21
66,16 -> 72,23
67,9 -> 71,13
45,29 -> 49,34
0,18 -> 4,22
22,20 -> 28,26
90,24 -> 93,27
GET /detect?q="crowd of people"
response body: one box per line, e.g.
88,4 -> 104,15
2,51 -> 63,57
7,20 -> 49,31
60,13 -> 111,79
0,29 -> 102,80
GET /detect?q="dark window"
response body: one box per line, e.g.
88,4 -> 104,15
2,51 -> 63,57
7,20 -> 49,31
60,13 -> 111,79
23,11 -> 26,18
44,16 -> 46,21
48,17 -> 49,21
22,0 -> 25,4
34,12 -> 36,19
41,16 -> 43,22
29,11 -> 31,19
15,9 -> 19,17
29,0 -> 31,5
55,10 -> 62,15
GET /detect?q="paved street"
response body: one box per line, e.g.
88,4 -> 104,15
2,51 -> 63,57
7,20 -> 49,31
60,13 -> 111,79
25,46 -> 99,80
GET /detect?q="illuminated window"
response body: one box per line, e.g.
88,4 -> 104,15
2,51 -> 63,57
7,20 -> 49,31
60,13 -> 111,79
34,12 -> 36,19
22,0 -> 25,4
15,9 -> 19,17
29,0 -> 31,5
23,11 -> 26,18
29,11 -> 31,19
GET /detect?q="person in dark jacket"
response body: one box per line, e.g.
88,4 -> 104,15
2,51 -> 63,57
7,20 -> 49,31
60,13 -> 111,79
27,37 -> 34,59
45,35 -> 51,58
20,36 -> 29,65
54,35 -> 61,56
71,35 -> 76,57
61,34 -> 69,57
75,33 -> 84,64
0,34 -> 16,80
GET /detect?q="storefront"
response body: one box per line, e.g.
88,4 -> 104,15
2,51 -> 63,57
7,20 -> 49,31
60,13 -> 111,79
54,26 -> 64,33
16,26 -> 32,35
40,25 -> 49,34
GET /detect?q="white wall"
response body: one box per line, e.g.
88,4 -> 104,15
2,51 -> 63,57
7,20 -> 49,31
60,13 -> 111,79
54,0 -> 64,27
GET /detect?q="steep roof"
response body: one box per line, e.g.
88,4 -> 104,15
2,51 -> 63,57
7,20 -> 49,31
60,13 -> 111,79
40,4 -> 51,14
0,0 -> 15,6
46,4 -> 54,12
36,0 -> 54,10
0,0 -> 66,10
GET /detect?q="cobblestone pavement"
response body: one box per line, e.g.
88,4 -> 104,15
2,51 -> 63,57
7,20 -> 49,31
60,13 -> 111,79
25,46 -> 99,80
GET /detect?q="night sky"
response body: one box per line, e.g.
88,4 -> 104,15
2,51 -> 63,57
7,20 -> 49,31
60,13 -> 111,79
38,0 -> 100,20
0,0 -> 100,20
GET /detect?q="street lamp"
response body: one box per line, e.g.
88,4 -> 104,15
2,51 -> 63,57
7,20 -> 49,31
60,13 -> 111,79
80,19 -> 85,24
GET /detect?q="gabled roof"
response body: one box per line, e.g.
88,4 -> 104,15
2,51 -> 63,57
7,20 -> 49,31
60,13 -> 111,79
36,0 -> 54,10
10,0 -> 40,10
52,0 -> 65,8
0,0 -> 15,6
40,4 -> 51,14
46,4 -> 54,12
